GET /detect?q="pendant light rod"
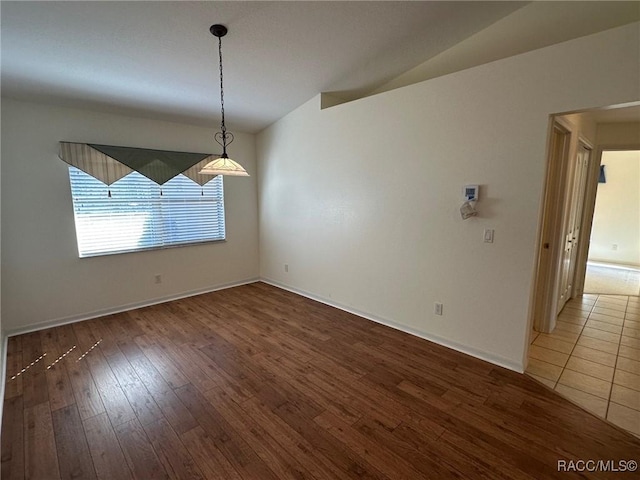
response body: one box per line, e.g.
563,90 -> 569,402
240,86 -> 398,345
198,24 -> 249,177
211,24 -> 229,158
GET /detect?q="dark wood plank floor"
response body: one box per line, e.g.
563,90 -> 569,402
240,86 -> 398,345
2,282 -> 639,479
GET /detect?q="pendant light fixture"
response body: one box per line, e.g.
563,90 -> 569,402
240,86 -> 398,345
199,24 -> 249,177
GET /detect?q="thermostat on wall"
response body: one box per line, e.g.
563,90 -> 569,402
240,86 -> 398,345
464,185 -> 479,202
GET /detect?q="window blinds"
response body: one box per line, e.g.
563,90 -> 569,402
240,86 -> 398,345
68,167 -> 225,257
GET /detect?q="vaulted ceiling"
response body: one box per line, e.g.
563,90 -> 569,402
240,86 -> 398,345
1,1 -> 638,132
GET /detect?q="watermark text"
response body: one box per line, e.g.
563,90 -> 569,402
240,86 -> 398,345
558,459 -> 637,473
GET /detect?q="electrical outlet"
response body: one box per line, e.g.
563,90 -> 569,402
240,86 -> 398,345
612,244 -> 618,251
284,264 -> 289,273
434,302 -> 443,316
154,274 -> 162,284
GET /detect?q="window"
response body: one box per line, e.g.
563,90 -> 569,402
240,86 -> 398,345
68,167 -> 225,257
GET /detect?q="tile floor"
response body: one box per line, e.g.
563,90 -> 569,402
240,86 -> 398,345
527,294 -> 640,437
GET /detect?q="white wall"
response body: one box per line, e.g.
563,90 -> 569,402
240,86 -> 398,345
257,23 -> 640,371
597,122 -> 640,146
1,99 -> 259,333
589,150 -> 640,266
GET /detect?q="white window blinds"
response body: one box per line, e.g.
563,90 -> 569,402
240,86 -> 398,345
68,167 -> 225,257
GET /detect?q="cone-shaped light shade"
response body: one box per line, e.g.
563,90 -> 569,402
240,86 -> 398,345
199,156 -> 249,176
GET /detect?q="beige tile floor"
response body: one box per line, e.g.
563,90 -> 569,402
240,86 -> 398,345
527,294 -> 640,438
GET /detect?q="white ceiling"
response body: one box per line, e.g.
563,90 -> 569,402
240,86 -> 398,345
1,1 -> 638,133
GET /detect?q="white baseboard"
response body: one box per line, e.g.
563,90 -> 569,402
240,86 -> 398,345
3,276 -> 523,375
5,277 -> 260,338
587,261 -> 640,271
261,278 -> 524,373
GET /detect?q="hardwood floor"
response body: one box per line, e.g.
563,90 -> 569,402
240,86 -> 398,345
2,282 -> 639,479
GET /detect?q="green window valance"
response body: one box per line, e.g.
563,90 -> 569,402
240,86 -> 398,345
58,142 -> 222,186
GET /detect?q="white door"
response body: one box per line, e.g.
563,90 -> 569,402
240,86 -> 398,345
556,142 -> 591,314
566,143 -> 591,297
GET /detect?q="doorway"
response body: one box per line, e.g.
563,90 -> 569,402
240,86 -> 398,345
530,118 -> 592,335
530,106 -> 640,335
526,106 -> 640,438
583,150 -> 640,296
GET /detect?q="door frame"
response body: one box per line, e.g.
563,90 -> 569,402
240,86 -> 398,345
529,115 -> 596,337
530,119 -> 571,336
529,130 -> 639,336
526,104 -> 640,368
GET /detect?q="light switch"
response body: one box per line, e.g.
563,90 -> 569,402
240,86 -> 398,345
483,229 -> 494,243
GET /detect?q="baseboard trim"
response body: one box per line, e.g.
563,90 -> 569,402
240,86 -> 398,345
3,276 -> 523,373
587,260 -> 640,271
5,277 -> 260,338
261,278 -> 524,373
